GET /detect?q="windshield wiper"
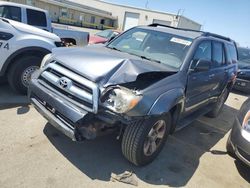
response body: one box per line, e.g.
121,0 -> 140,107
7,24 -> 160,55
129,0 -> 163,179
107,46 -> 121,52
140,56 -> 161,64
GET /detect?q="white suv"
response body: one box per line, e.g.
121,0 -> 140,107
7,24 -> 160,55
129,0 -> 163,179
0,17 -> 62,94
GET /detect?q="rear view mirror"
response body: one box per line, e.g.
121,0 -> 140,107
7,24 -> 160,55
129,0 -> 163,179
193,59 -> 210,72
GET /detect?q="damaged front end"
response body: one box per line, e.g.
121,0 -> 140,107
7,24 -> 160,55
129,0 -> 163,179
29,47 -> 175,141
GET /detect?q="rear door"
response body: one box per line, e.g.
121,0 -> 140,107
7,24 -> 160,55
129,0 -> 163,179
185,40 -> 213,113
208,41 -> 228,99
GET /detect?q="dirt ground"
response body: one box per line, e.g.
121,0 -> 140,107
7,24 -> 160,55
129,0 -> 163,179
0,84 -> 249,188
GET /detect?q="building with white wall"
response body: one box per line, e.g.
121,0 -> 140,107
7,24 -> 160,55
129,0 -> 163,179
3,0 -> 201,30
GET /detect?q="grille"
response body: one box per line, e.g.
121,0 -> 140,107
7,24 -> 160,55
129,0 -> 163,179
38,63 -> 99,113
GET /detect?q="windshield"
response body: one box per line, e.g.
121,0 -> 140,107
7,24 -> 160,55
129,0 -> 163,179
107,28 -> 193,69
95,30 -> 116,39
238,47 -> 250,69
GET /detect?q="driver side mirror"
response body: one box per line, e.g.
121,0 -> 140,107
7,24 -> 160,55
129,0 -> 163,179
193,59 -> 210,72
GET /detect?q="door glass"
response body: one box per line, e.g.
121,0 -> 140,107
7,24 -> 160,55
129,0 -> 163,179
0,6 -> 21,22
27,9 -> 47,27
212,42 -> 224,67
191,41 -> 212,69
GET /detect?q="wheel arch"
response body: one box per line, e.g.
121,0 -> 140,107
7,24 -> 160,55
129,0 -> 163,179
147,88 -> 185,133
0,47 -> 51,76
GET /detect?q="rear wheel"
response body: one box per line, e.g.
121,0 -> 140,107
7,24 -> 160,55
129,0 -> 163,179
206,88 -> 229,118
8,56 -> 41,94
121,114 -> 171,166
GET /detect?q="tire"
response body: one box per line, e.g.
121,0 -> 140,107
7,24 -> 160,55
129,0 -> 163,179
206,88 -> 229,118
121,114 -> 171,166
8,56 -> 41,94
226,134 -> 236,158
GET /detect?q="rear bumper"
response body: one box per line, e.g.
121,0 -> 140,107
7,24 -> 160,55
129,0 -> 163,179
230,118 -> 250,167
234,78 -> 250,93
29,79 -> 90,141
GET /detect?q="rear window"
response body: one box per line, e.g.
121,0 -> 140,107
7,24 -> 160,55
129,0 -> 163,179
0,5 -> 21,22
27,9 -> 47,27
226,44 -> 238,64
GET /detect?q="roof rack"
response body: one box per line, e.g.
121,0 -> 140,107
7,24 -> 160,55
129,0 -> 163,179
148,23 -> 203,33
148,23 -> 232,42
202,32 -> 232,42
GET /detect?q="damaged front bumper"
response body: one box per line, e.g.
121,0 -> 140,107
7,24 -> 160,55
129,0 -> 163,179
29,79 -> 102,141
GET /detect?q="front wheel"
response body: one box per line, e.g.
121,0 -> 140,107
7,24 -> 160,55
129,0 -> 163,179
121,114 -> 171,166
8,56 -> 41,94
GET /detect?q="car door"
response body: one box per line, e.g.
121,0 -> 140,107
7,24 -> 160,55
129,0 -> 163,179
208,41 -> 228,99
185,41 -> 213,113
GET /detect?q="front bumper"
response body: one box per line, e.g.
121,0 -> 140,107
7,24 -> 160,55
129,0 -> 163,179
234,78 -> 250,93
29,79 -> 90,141
230,118 -> 250,166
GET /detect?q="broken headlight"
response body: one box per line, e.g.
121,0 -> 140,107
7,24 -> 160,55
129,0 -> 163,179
102,87 -> 142,114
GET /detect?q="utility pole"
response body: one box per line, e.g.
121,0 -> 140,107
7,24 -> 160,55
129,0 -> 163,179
145,0 -> 149,8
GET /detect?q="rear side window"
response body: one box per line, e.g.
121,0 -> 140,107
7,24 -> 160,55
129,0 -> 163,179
212,42 -> 225,67
0,5 -> 21,22
226,44 -> 238,64
27,9 -> 47,27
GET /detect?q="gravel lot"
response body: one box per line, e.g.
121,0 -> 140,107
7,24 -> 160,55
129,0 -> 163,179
0,84 -> 249,188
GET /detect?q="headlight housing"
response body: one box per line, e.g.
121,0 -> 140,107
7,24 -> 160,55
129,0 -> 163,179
40,53 -> 52,68
242,110 -> 250,133
102,87 -> 142,114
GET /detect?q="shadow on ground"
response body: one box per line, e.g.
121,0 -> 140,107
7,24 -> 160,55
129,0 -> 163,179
0,84 -> 29,111
43,104 -> 246,186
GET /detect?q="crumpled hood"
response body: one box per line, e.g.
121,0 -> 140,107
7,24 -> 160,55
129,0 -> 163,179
7,19 -> 60,41
51,46 -> 176,86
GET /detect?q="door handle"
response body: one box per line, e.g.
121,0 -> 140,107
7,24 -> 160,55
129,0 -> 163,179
209,74 -> 215,78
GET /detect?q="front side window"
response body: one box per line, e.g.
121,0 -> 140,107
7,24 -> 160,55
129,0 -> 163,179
107,28 -> 193,69
0,5 -> 21,22
27,9 -> 47,27
191,41 -> 211,69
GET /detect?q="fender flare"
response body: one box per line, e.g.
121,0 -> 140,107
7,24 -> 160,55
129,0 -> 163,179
147,88 -> 185,133
148,88 -> 185,116
0,46 -> 51,76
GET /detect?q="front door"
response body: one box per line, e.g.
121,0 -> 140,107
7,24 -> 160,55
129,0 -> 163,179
185,40 -> 213,114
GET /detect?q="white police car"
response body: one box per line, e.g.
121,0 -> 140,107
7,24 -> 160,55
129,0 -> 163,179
0,17 -> 62,94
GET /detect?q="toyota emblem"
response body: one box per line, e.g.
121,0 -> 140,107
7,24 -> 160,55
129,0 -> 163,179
58,77 -> 72,89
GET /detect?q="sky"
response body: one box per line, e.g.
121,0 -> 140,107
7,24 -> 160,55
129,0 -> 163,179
105,0 -> 250,47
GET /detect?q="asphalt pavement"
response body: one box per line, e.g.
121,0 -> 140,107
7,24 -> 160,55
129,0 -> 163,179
0,84 -> 249,188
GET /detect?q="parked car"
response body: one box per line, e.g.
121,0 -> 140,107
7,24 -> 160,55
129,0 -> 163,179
234,47 -> 250,93
0,17 -> 62,94
0,2 -> 89,46
227,98 -> 250,167
89,29 -> 121,44
29,23 -> 238,166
